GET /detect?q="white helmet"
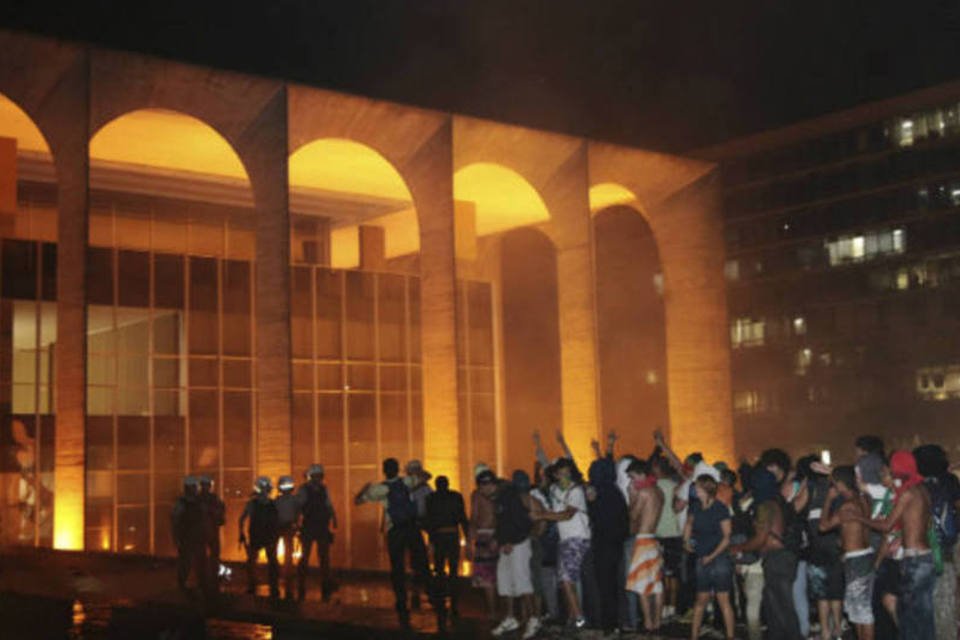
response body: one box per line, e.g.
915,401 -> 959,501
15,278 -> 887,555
278,475 -> 295,492
254,476 -> 272,494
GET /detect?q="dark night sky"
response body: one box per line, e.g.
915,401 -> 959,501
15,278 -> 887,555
3,0 -> 960,152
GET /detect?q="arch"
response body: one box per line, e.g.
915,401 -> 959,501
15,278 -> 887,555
589,182 -> 637,214
289,138 -> 419,266
0,92 -> 51,154
454,162 -> 551,236
593,205 -> 669,455
89,108 -> 249,181
499,227 -> 563,474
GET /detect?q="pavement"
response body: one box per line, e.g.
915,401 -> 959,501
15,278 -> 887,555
0,547 -> 725,639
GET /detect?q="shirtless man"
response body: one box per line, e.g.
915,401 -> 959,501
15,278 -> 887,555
820,466 -> 874,640
857,450 -> 935,640
625,459 -> 666,632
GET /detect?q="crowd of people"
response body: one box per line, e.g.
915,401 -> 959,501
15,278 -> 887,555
170,429 -> 960,640
171,463 -> 336,603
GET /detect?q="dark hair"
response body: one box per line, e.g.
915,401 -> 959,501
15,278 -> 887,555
760,448 -> 792,474
796,454 -> 821,481
695,474 -> 718,497
627,459 -> 650,476
855,435 -> 885,457
831,465 -> 857,492
436,475 -> 450,491
720,468 -> 737,486
913,444 -> 949,478
383,457 -> 400,479
653,457 -> 673,476
685,452 -> 704,466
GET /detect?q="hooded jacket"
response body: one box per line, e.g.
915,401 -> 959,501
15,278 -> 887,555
587,458 -> 629,547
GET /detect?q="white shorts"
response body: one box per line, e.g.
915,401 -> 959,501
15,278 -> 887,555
497,538 -> 534,597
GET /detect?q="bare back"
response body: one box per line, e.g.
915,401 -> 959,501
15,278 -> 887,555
630,485 -> 664,535
899,484 -> 932,551
470,489 -> 496,530
838,496 -> 870,552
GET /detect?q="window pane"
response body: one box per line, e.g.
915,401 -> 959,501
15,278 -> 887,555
347,394 -> 376,465
378,273 -> 406,362
317,394 -> 344,467
189,358 -> 218,388
117,506 -> 149,554
117,416 -> 149,471
117,473 -> 149,505
188,257 -> 218,355
345,271 -> 374,360
4,240 -> 38,300
291,266 -> 313,359
189,390 -> 219,469
153,254 -> 184,310
153,312 -> 181,355
222,260 -> 250,356
380,394 -> 408,460
222,359 -> 251,389
315,270 -> 342,359
154,417 -> 184,471
292,392 -> 315,473
85,246 -> 113,305
222,390 -> 252,468
118,250 -> 149,308
85,416 -> 114,471
316,363 -> 342,391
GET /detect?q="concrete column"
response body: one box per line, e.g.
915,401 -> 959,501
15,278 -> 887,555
241,88 -> 293,482
51,55 -> 90,550
650,172 -> 734,463
545,144 -> 601,465
405,121 -> 461,487
358,225 -> 386,271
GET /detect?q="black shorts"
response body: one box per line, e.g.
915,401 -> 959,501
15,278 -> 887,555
874,557 -> 900,597
658,537 -> 684,577
808,559 -> 845,601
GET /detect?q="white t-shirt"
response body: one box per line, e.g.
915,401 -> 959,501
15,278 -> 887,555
550,483 -> 591,541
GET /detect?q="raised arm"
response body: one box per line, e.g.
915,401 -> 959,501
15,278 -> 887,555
654,429 -> 687,477
606,430 -> 618,460
556,429 -> 574,461
533,429 -> 550,469
857,491 -> 908,534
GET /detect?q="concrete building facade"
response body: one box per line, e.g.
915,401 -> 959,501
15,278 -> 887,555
0,31 -> 732,567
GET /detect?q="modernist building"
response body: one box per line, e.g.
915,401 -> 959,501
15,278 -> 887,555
697,81 -> 960,461
0,31 -> 732,568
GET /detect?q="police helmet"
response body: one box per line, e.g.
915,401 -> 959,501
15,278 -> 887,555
306,463 -> 324,478
278,475 -> 295,492
198,475 -> 213,487
183,475 -> 200,488
253,476 -> 273,494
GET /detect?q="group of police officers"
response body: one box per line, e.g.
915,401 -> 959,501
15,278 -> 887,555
171,463 -> 335,603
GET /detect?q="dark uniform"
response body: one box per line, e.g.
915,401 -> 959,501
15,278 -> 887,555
198,478 -> 226,592
298,474 -> 335,601
425,476 -> 468,618
239,477 -> 279,599
172,477 -> 209,595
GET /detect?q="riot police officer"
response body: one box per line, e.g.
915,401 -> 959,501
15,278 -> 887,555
172,476 -> 208,595
276,474 -> 301,599
298,464 -> 337,602
198,475 -> 225,591
239,476 -> 280,599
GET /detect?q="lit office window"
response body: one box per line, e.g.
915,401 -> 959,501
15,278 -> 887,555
792,316 -> 807,335
825,228 -> 905,266
916,365 -> 960,401
795,348 -> 812,376
730,317 -> 765,348
733,390 -> 768,415
724,259 -> 740,282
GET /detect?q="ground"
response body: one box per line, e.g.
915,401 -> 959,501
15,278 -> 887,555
0,547 -> 756,639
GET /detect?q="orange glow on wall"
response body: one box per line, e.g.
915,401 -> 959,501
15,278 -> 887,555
589,182 -> 637,213
53,501 -> 84,551
90,109 -> 248,180
454,163 -> 550,235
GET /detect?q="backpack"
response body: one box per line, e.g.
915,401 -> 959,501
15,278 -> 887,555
302,484 -> 332,533
928,477 -> 959,552
249,498 -> 279,544
386,479 -> 418,529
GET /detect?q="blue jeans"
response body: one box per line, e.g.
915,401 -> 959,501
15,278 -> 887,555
792,559 -> 810,636
899,553 -> 936,640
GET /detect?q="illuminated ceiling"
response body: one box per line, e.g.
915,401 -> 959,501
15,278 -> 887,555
0,93 -> 50,153
454,163 -> 550,236
589,182 -> 638,213
90,109 -> 248,180
289,138 -> 413,200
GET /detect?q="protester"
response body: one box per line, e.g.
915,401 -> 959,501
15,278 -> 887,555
468,462 -> 499,621
820,465 -> 875,640
425,474 -> 469,621
491,469 -> 538,639
587,457 -> 630,636
684,474 -> 736,640
625,458 -> 665,633
355,457 -> 440,630
529,460 -> 562,623
652,456 -> 683,622
806,460 -> 845,640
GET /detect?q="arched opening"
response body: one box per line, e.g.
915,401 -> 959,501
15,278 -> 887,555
86,108 -> 254,558
0,92 -> 57,549
499,228 -> 563,475
288,138 -> 422,570
593,205 -> 669,454
453,162 -> 553,485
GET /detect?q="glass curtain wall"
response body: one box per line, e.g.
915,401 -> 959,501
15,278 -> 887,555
456,280 -> 496,488
0,180 -> 58,548
290,242 -> 424,570
85,191 -> 255,558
